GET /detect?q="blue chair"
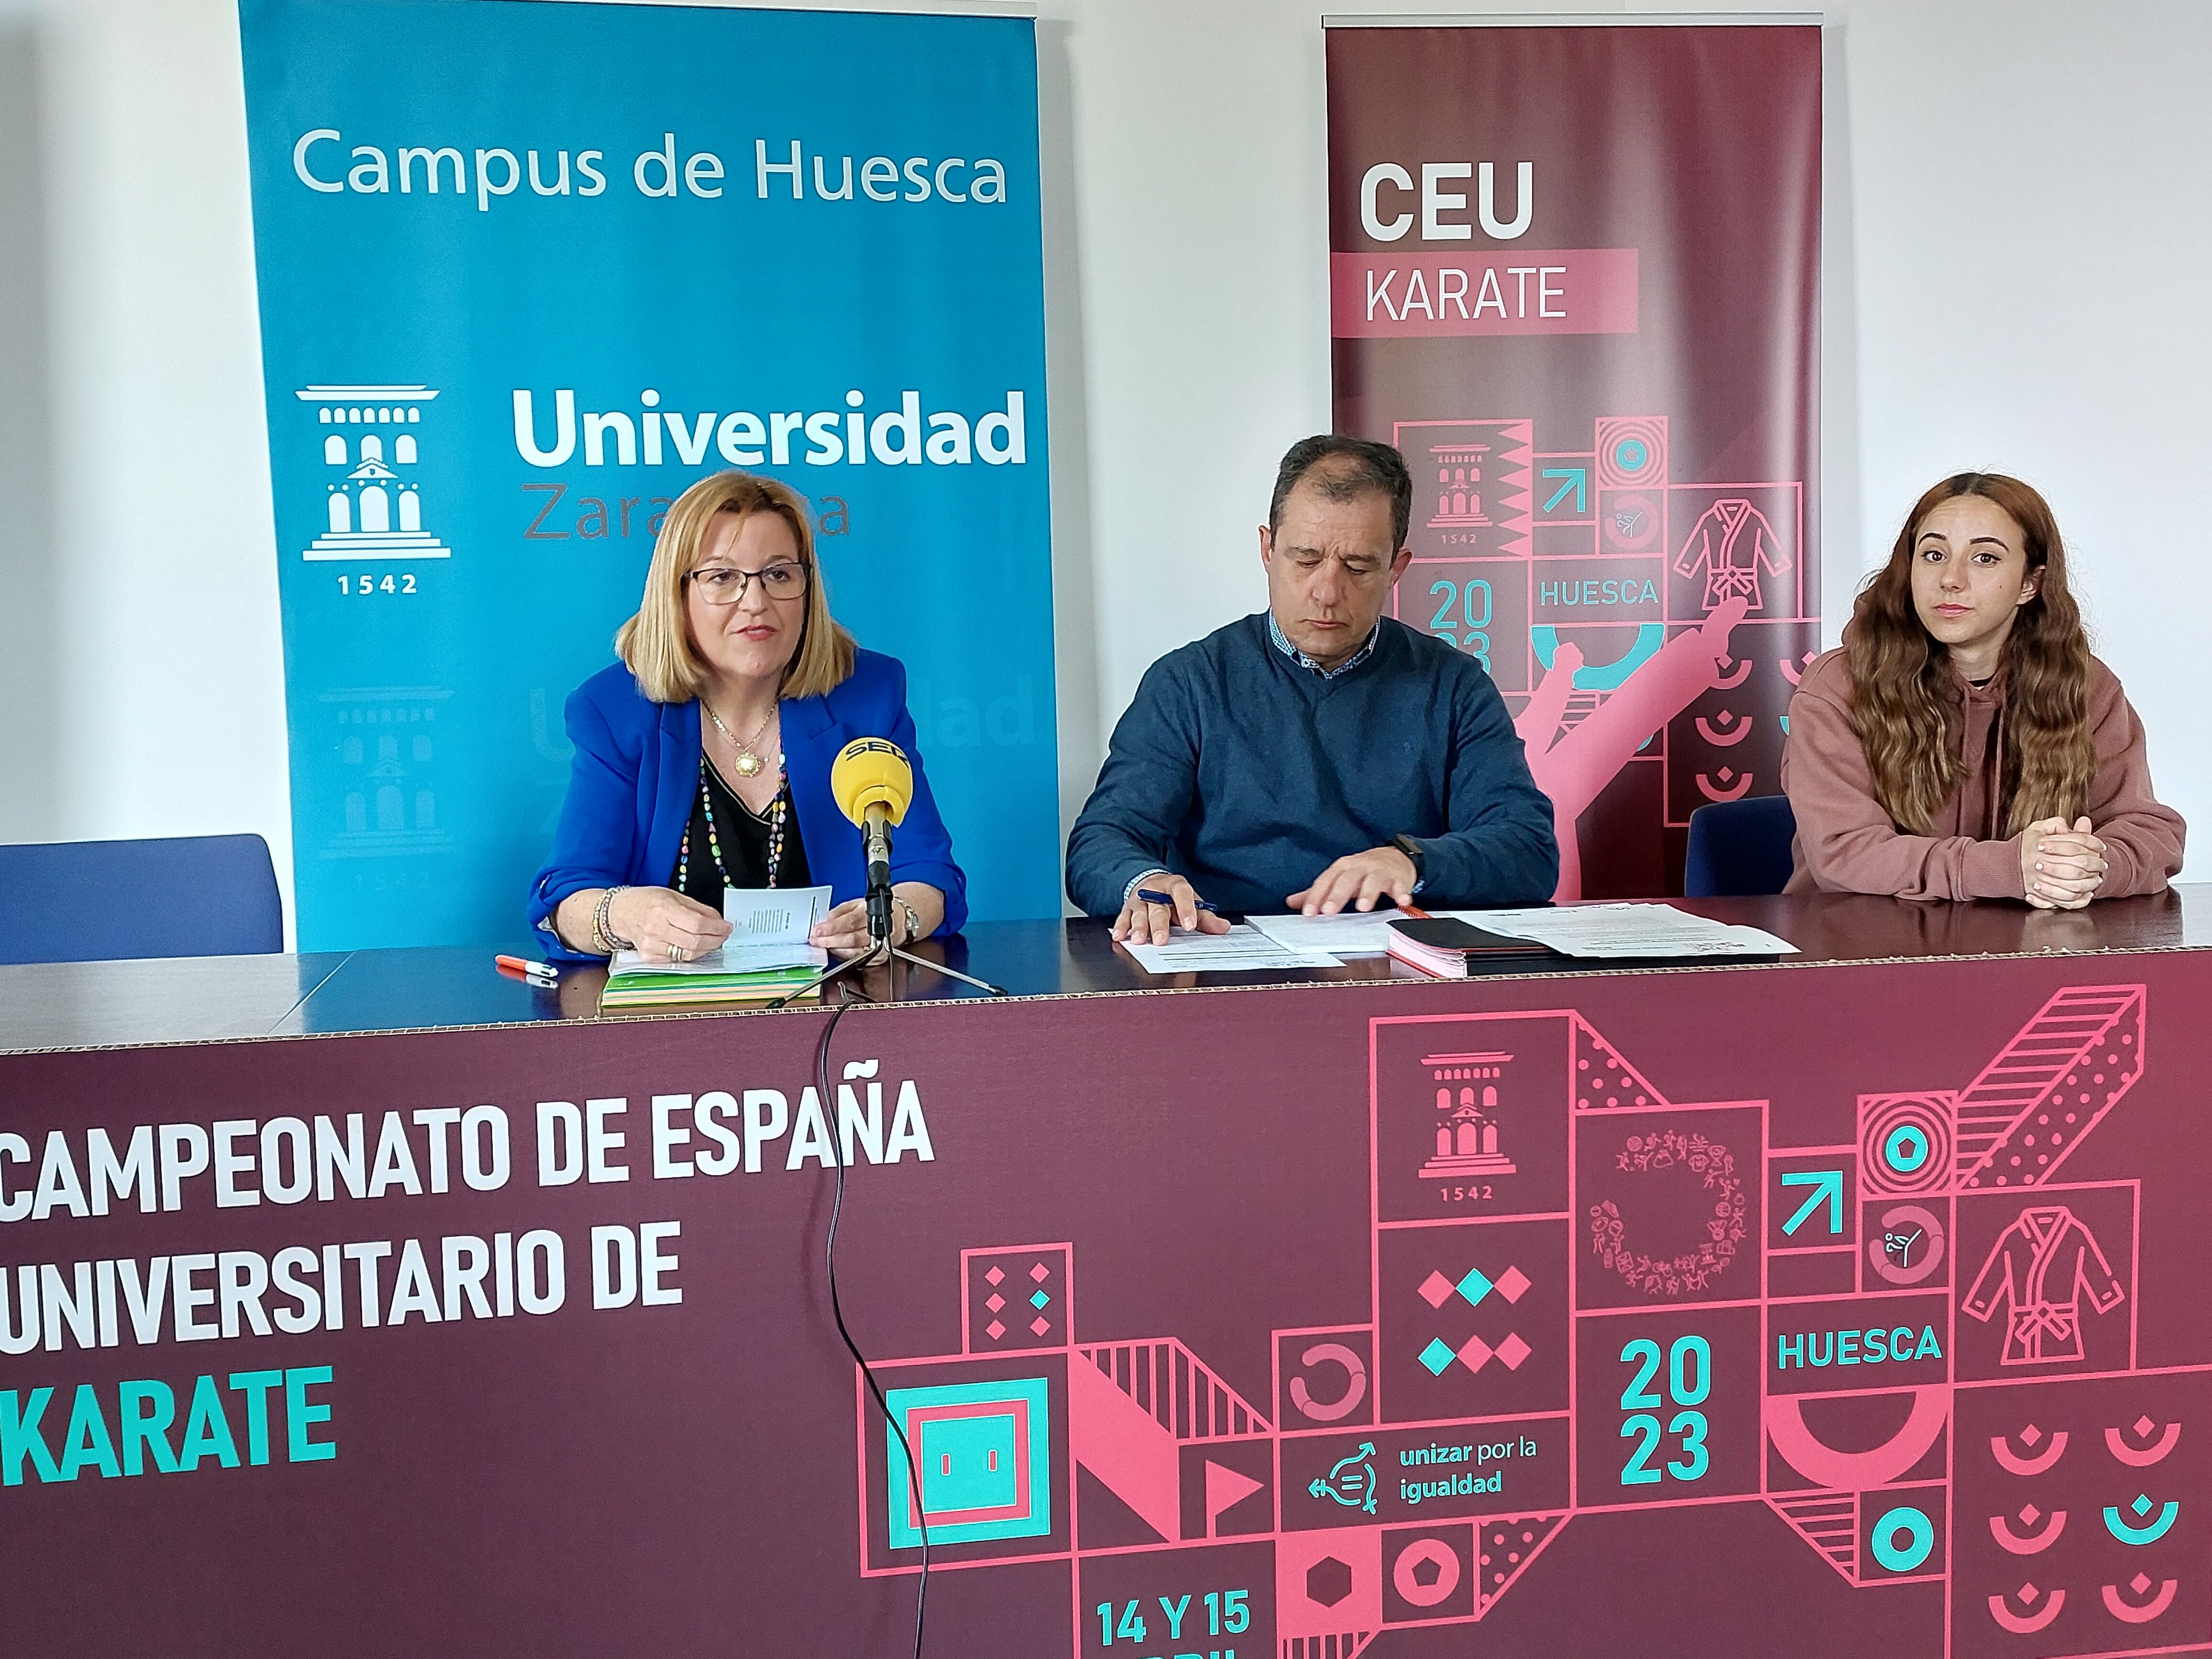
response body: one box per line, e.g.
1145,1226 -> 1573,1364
0,834 -> 284,964
1683,796 -> 1799,898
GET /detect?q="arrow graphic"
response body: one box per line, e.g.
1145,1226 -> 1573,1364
1540,466 -> 1587,515
1781,1169 -> 1844,1237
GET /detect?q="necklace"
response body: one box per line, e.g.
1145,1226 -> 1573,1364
676,754 -> 787,891
703,699 -> 776,778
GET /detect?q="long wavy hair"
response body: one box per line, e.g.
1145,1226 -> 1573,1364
1844,473 -> 2095,836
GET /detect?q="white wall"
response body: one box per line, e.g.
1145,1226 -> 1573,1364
1829,0 -> 2211,791
2,0 -> 2206,941
1035,0 -> 2212,862
0,0 -> 288,898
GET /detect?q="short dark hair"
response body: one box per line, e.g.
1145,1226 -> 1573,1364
1268,434 -> 1413,551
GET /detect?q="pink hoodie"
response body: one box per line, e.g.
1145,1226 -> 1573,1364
1781,648 -> 2185,900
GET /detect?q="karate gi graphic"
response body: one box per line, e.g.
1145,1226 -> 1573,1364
1672,498 -> 1790,612
1962,1206 -> 2125,1365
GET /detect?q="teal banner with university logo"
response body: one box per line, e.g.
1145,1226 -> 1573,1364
238,0 -> 1056,948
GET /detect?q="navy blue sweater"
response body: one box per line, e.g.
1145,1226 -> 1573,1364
1066,614 -> 1559,916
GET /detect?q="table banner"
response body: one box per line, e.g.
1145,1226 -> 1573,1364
6,951 -> 2212,1655
237,0 -> 1057,949
1327,19 -> 1822,899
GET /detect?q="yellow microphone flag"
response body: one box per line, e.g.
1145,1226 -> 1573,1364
831,737 -> 913,826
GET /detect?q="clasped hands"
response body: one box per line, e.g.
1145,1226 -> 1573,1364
1111,846 -> 1418,947
2021,817 -> 2107,910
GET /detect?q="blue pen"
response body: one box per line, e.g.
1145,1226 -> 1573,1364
1137,887 -> 1218,913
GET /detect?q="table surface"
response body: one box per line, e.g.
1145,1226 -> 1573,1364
1,885 -> 2205,1054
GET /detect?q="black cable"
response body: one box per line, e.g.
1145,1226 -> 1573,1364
816,993 -> 928,1659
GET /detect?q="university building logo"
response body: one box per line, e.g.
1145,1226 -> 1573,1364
1417,1049 -> 1519,1180
295,384 -> 452,561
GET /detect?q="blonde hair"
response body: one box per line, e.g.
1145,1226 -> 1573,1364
616,471 -> 855,703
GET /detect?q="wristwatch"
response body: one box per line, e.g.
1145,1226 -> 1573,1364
1391,835 -> 1427,894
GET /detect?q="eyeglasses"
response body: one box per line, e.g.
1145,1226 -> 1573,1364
686,561 -> 810,605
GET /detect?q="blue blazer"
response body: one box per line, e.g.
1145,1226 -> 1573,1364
528,650 -> 967,960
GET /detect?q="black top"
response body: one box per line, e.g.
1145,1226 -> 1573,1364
671,760 -> 810,907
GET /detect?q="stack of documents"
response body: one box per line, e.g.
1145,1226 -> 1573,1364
1381,917 -> 1561,978
1444,903 -> 1797,960
601,885 -> 833,1009
1243,903 -> 1796,963
1119,922 -> 1342,974
1243,911 -> 1405,958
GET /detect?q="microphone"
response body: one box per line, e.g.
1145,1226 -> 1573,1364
765,733 -> 1002,1004
831,739 -> 913,942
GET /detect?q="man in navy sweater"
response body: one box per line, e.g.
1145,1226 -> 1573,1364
1067,434 -> 1559,944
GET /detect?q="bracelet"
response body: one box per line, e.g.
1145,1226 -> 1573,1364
593,886 -> 634,956
1122,868 -> 1173,908
895,896 -> 922,945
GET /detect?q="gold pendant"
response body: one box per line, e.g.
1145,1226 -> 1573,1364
734,752 -> 763,778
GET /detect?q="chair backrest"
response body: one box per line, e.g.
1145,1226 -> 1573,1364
0,834 -> 284,964
1682,796 -> 1799,898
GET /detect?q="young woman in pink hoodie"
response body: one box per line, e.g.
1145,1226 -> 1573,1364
1781,473 -> 2184,906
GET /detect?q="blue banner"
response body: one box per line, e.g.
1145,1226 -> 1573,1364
237,0 -> 1056,949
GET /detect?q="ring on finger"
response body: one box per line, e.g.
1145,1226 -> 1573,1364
667,943 -> 686,963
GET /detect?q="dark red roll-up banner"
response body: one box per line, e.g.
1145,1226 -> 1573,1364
1327,17 -> 1822,899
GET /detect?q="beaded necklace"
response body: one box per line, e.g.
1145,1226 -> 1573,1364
675,753 -> 788,890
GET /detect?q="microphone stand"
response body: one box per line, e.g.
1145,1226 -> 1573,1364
766,906 -> 1007,1008
768,827 -> 1007,1009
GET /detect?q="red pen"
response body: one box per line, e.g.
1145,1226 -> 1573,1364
496,954 -> 559,983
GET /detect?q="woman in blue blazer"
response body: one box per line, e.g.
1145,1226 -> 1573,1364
529,471 -> 966,964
